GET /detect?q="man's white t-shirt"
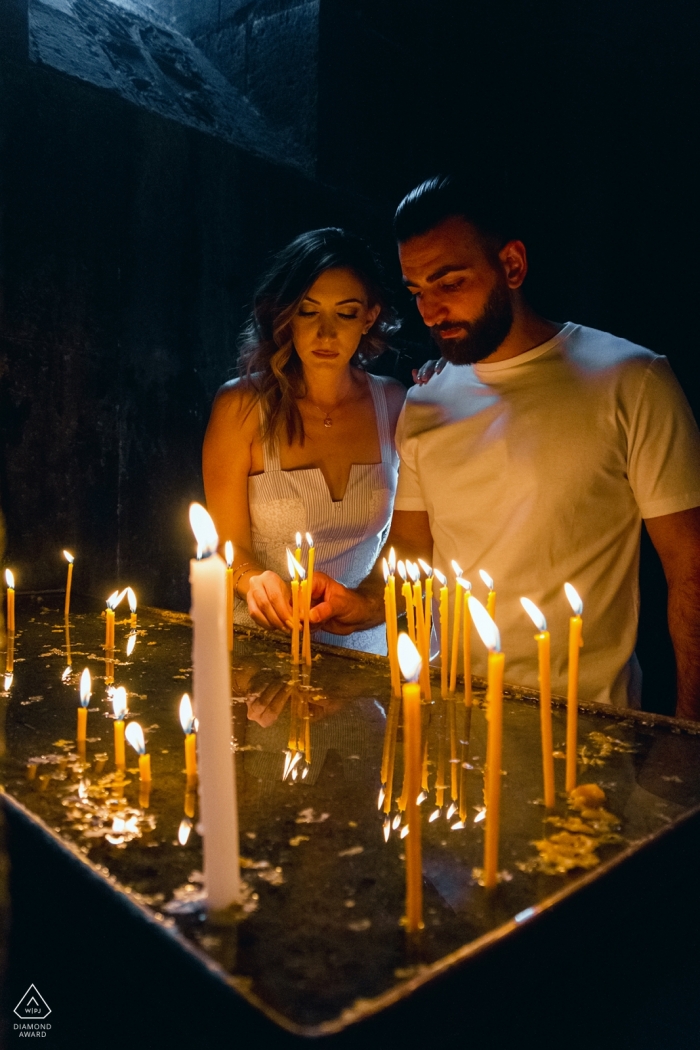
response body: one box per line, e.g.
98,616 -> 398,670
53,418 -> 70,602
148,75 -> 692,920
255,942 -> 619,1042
394,323 -> 700,706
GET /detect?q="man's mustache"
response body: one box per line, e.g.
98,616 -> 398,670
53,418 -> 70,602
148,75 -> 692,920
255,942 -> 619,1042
432,321 -> 470,333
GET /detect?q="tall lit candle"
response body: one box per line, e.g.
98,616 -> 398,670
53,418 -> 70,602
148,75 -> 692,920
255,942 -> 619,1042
225,541 -> 234,651
302,534 -> 314,666
469,596 -> 504,890
5,570 -> 15,634
127,587 -> 137,629
180,692 -> 198,783
112,686 -> 128,769
397,634 -> 424,933
418,559 -> 434,660
479,569 -> 496,621
105,590 -> 119,651
408,562 -> 430,698
125,721 -> 151,808
295,531 -> 302,567
383,559 -> 401,697
434,568 -> 449,697
287,550 -> 303,665
564,582 -> 584,794
521,598 -> 555,808
305,532 -> 315,636
387,549 -> 400,697
449,561 -> 462,694
189,502 -> 241,910
458,578 -> 472,706
77,667 -> 91,748
397,561 -> 415,645
63,550 -> 74,619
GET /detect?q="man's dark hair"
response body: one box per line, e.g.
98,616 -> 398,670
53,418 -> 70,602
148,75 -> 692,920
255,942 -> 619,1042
393,174 -> 519,249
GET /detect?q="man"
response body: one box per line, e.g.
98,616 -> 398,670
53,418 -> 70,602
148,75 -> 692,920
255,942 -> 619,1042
308,175 -> 700,717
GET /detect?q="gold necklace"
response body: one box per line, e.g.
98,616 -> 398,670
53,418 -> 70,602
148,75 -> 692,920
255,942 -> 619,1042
304,387 -> 357,428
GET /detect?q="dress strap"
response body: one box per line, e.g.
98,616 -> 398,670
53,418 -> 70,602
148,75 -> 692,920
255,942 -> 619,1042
366,374 -> 394,465
258,402 -> 281,472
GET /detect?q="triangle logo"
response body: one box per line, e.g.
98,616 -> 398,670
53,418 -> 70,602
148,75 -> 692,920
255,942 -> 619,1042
14,984 -> 51,1020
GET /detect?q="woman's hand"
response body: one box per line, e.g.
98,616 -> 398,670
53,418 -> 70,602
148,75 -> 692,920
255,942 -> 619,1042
246,570 -> 293,632
411,357 -> 447,385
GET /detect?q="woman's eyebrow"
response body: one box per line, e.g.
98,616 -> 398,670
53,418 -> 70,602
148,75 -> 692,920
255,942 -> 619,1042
301,296 -> 363,305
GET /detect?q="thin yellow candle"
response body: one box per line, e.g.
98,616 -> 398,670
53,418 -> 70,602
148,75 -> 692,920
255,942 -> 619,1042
105,590 -> 119,651
301,576 -> 310,666
224,541 -> 234,651
5,570 -> 15,633
77,667 -> 91,745
286,550 -> 302,664
65,621 -> 72,669
295,531 -> 302,567
418,559 -> 434,659
397,561 -> 415,644
408,563 -> 431,698
449,561 -> 463,694
5,633 -> 14,676
479,569 -> 496,621
126,721 -> 151,781
127,587 -> 137,630
397,634 -> 424,933
63,550 -> 74,619
521,598 -> 556,808
458,577 -> 472,706
184,788 -> 196,819
382,559 -> 401,698
112,686 -> 128,769
469,595 -> 504,890
565,582 -> 584,794
180,693 -> 198,782
434,568 -> 449,697
435,701 -> 446,808
305,533 -> 315,659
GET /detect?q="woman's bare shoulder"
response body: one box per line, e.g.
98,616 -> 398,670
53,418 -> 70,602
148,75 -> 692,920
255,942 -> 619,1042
211,378 -> 260,429
372,375 -> 406,421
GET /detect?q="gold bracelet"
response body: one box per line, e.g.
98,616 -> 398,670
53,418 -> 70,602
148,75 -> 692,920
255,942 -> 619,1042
232,562 -> 257,599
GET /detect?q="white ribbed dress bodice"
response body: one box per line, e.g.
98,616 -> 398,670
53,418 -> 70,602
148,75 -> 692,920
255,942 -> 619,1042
236,374 -> 399,654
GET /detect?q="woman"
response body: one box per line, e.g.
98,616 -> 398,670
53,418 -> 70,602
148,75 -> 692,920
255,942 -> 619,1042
203,228 -> 405,653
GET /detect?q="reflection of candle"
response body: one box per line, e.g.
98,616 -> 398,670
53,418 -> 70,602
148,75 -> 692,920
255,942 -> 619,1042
564,583 -> 584,794
126,631 -> 137,657
479,569 -> 496,621
434,569 -> 448,697
77,667 -> 91,745
397,634 -> 424,933
5,570 -> 15,633
225,541 -> 234,651
189,502 -> 241,909
449,562 -> 462,694
178,818 -> 192,845
180,693 -> 198,782
63,551 -> 74,619
458,578 -> 472,706
112,686 -> 128,769
521,598 -> 555,808
127,587 -> 137,629
469,596 -> 504,889
65,621 -> 72,670
397,561 -> 415,645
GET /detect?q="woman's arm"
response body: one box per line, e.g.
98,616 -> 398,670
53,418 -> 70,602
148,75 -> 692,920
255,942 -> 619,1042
202,382 -> 292,632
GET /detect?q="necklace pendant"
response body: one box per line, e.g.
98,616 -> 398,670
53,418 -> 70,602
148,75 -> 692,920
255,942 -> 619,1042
323,416 -> 332,428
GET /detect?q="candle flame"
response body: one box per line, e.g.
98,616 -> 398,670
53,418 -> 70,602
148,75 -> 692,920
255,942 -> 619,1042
446,802 -> 456,819
377,786 -> 385,810
400,825 -> 409,839
451,560 -> 462,576
5,569 -> 14,589
62,666 -> 71,681
125,721 -> 146,755
179,693 -> 195,735
178,819 -> 192,846
397,633 -> 422,683
112,686 -> 128,720
224,541 -> 233,568
417,558 -> 433,578
383,818 -> 391,842
456,577 -> 472,593
290,552 -> 306,580
397,560 -> 407,582
388,547 -> 396,573
468,596 -> 501,652
433,568 -> 447,586
474,807 -> 486,824
296,532 -> 302,548
126,587 -> 137,614
63,550 -> 74,564
429,808 -> 440,822
564,582 -> 583,616
417,790 -> 428,805
406,561 -> 420,583
286,549 -> 296,580
305,532 -> 314,548
382,558 -> 389,583
451,821 -> 466,830
4,673 -> 12,690
126,632 -> 137,656
479,569 -> 494,591
392,813 -> 401,830
79,668 -> 91,707
106,589 -> 120,611
189,503 -> 219,558
520,597 -> 547,632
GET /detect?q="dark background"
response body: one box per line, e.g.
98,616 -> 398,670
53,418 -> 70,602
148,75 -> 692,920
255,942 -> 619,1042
1,0 -> 698,712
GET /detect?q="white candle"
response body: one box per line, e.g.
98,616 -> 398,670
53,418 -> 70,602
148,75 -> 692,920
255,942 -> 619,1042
189,502 -> 241,910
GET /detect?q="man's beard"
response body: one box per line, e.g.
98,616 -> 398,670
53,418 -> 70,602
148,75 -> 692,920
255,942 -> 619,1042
430,281 -> 514,365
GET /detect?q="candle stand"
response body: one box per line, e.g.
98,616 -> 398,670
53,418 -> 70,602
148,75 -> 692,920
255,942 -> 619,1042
3,595 -> 700,1047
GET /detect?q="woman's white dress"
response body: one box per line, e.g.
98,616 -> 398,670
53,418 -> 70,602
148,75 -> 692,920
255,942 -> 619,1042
236,374 -> 399,654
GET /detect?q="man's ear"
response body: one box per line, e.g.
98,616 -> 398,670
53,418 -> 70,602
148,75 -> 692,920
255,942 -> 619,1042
499,240 -> 528,290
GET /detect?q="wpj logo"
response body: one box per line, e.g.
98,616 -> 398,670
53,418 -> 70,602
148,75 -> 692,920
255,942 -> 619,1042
13,985 -> 52,1037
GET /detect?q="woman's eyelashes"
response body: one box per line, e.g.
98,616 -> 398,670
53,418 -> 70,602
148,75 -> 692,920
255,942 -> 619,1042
297,308 -> 360,320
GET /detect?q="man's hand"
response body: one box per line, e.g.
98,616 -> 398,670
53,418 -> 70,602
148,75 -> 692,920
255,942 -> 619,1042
308,572 -> 385,635
412,357 -> 447,385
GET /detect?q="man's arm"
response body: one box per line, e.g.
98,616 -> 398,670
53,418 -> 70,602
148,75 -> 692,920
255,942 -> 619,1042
309,511 -> 434,634
644,506 -> 700,720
